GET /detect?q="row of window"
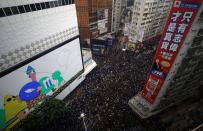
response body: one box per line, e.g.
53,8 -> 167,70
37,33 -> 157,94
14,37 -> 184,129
146,2 -> 157,6
134,2 -> 141,6
0,0 -> 74,17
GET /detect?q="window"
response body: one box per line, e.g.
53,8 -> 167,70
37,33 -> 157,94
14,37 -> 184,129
0,0 -> 72,17
69,0 -> 73,4
64,0 -> 69,5
4,7 -> 12,16
58,0 -> 63,6
54,1 -> 59,7
200,10 -> 203,18
153,2 -> 157,5
24,5 -> 31,12
35,3 -> 41,10
30,4 -> 37,11
69,0 -> 72,4
45,2 -> 50,8
40,3 -> 46,9
11,6 -> 19,15
0,8 -> 5,17
18,6 -> 25,13
61,0 -> 66,5
50,1 -> 55,7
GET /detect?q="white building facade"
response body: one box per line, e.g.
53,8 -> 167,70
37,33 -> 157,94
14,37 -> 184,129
111,0 -> 123,32
130,0 -> 173,42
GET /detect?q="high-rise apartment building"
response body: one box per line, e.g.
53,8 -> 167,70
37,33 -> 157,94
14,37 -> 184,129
111,0 -> 134,33
111,0 -> 123,32
129,0 -> 173,42
75,0 -> 112,45
129,0 -> 203,118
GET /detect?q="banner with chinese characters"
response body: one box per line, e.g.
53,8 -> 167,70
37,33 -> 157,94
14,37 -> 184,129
141,0 -> 202,104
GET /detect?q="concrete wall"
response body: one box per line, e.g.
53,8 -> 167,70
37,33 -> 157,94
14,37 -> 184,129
0,0 -> 79,73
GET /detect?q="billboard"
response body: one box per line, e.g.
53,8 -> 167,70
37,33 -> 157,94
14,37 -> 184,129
0,38 -> 83,129
137,27 -> 144,42
97,9 -> 108,34
141,0 -> 202,104
0,2 -> 81,129
121,3 -> 133,40
91,39 -> 107,55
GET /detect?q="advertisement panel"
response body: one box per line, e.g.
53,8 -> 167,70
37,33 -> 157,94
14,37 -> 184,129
124,23 -> 131,36
137,27 -> 144,42
97,9 -> 108,34
141,0 -> 202,104
98,20 -> 108,34
0,38 -> 83,129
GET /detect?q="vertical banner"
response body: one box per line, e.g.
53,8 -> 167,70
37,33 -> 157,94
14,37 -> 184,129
141,0 -> 202,104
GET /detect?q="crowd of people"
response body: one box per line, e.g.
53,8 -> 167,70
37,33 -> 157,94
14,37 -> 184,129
64,43 -> 167,130
36,38 -> 202,131
19,38 -> 203,131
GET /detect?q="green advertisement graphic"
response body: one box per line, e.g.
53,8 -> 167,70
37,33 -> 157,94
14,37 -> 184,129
0,109 -> 6,129
52,70 -> 64,86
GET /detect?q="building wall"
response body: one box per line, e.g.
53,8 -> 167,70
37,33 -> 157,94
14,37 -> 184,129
75,0 -> 90,44
75,0 -> 89,28
111,0 -> 123,32
89,0 -> 112,35
112,0 -> 134,33
75,0 -> 112,44
78,27 -> 91,43
130,0 -> 173,42
0,0 -> 78,73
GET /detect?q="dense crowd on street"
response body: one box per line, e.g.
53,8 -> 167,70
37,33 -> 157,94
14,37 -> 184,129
34,40 -> 203,131
64,43 -> 166,130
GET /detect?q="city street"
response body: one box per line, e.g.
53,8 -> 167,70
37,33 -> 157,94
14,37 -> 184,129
64,43 -> 203,130
64,44 -> 165,130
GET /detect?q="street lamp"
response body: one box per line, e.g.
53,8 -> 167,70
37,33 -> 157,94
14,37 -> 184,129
79,113 -> 87,131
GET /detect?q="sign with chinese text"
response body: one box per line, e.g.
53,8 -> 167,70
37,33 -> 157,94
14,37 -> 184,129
141,0 -> 202,104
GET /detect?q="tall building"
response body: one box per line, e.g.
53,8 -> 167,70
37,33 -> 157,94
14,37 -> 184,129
111,0 -> 124,32
111,0 -> 134,33
75,0 -> 112,45
129,0 -> 203,118
129,0 -> 173,43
